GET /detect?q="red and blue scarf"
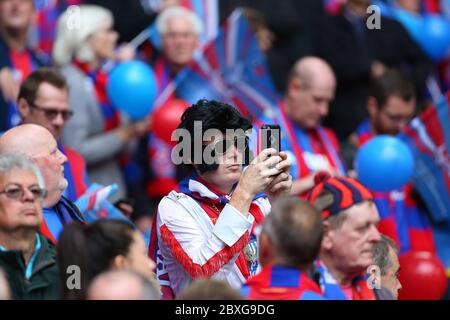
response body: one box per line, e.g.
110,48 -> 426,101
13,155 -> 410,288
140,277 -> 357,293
276,102 -> 345,181
73,60 -> 120,131
315,260 -> 375,300
242,265 -> 324,300
6,47 -> 40,129
60,144 -> 89,202
355,120 -> 436,254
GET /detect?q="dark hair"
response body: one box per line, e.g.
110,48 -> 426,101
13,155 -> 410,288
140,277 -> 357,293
262,197 -> 323,268
373,234 -> 399,276
57,219 -> 136,300
18,67 -> 68,105
369,69 -> 416,109
177,99 -> 252,174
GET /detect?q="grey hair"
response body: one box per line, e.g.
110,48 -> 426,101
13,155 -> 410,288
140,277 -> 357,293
0,154 -> 45,189
261,197 -> 323,267
373,234 -> 399,276
156,6 -> 203,36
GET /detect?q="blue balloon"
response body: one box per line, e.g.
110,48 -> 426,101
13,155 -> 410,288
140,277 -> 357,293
355,136 -> 414,192
393,9 -> 425,45
107,60 -> 157,119
421,15 -> 450,62
372,0 -> 394,18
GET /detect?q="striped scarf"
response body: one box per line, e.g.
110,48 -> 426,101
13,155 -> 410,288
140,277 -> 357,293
315,260 -> 375,300
73,60 -> 120,131
276,102 -> 346,180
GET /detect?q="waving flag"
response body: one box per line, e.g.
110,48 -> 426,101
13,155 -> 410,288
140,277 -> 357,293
75,183 -> 131,223
399,92 -> 450,222
156,9 -> 279,123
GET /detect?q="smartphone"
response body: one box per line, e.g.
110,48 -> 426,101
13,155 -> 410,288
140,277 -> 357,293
260,124 -> 281,154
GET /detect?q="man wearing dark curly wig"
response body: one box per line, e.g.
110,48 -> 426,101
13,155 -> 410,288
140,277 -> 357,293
149,99 -> 292,298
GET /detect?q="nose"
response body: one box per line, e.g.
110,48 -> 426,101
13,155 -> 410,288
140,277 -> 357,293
53,113 -> 65,127
148,257 -> 156,273
228,143 -> 241,161
57,149 -> 68,165
318,103 -> 329,117
22,188 -> 37,202
369,224 -> 381,243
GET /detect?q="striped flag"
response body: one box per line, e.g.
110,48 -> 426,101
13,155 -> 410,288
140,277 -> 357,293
399,91 -> 450,222
75,183 -> 131,223
157,9 -> 279,122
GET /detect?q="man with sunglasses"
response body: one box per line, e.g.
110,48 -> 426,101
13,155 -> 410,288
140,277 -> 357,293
0,124 -> 85,242
0,154 -> 59,299
347,70 -> 437,258
149,99 -> 293,298
17,68 -> 89,204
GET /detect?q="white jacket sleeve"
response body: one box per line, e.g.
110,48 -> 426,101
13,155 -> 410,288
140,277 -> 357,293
157,196 -> 254,279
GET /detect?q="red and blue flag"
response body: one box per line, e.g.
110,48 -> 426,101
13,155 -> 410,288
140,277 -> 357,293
157,9 -> 279,123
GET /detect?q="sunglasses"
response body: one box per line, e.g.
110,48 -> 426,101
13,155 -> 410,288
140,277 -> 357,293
204,136 -> 248,155
0,185 -> 48,200
29,102 -> 74,121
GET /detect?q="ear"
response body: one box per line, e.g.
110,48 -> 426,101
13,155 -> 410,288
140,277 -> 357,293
321,220 -> 334,251
367,97 -> 379,119
111,255 -> 127,270
258,233 -> 275,267
287,77 -> 302,96
17,98 -> 31,119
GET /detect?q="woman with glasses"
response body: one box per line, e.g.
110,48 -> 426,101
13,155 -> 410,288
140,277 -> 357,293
149,99 -> 293,298
0,154 -> 59,300
53,5 -> 149,202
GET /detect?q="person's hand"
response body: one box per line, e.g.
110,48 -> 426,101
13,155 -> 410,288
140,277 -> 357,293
117,117 -> 151,143
290,166 -> 338,196
230,149 -> 282,216
131,117 -> 151,137
115,43 -> 136,62
0,67 -> 19,102
371,61 -> 387,78
238,148 -> 283,196
265,151 -> 292,201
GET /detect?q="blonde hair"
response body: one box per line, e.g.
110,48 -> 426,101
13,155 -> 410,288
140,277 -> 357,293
52,5 -> 114,66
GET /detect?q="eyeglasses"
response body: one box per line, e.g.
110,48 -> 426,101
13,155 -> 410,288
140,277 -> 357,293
29,102 -> 74,121
0,185 -> 48,200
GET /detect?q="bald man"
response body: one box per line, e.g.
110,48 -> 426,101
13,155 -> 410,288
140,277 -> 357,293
0,124 -> 84,241
87,270 -> 160,300
273,57 -> 346,196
